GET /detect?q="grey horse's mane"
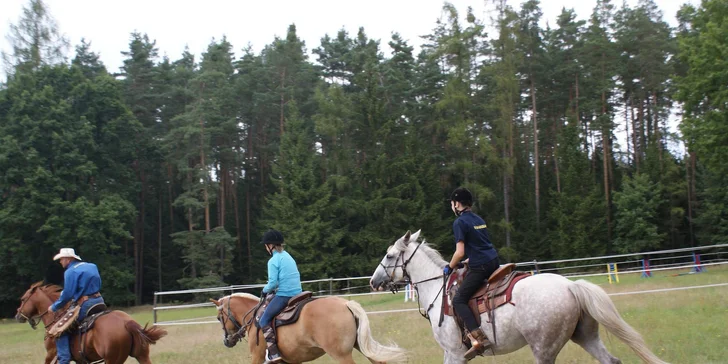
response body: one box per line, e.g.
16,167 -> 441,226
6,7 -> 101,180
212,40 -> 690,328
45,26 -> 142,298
396,239 -> 447,266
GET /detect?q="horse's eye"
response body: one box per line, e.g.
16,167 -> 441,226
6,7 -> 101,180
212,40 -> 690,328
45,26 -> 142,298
386,255 -> 393,259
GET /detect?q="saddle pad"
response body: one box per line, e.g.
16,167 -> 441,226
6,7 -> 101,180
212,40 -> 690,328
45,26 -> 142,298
274,297 -> 317,328
47,305 -> 81,338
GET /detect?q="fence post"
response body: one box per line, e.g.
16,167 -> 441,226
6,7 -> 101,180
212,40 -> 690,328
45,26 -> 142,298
641,258 -> 652,278
329,278 -> 333,296
692,252 -> 706,273
152,293 -> 158,324
607,263 -> 619,284
346,279 -> 350,299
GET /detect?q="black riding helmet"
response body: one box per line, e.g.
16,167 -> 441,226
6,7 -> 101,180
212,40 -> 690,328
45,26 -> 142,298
449,187 -> 473,206
260,229 -> 284,246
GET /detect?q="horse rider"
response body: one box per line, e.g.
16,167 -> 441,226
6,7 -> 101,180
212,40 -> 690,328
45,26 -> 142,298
48,248 -> 105,364
444,187 -> 500,360
258,229 -> 303,363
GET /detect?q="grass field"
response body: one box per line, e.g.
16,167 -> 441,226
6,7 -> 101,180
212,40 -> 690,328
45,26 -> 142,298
2,265 -> 727,363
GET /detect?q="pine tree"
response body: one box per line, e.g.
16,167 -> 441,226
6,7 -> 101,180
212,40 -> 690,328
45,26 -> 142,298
1,0 -> 69,77
613,174 -> 664,253
261,104 -> 344,278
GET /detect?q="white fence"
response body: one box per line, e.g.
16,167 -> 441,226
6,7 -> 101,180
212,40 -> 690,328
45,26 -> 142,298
152,243 -> 728,325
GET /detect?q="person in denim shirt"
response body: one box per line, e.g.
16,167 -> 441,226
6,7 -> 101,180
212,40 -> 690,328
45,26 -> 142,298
48,248 -> 105,364
258,229 -> 302,363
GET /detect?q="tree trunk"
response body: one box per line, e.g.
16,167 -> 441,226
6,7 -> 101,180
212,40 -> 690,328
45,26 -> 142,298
638,98 -> 645,168
200,125 -> 210,232
220,164 -> 226,227
158,192 -> 162,296
531,77 -> 540,229
280,68 -> 286,136
602,90 -> 611,242
625,97 -> 631,166
687,150 -> 696,246
246,187 -> 252,280
135,168 -> 146,306
554,117 -> 561,194
167,164 -> 174,229
503,150 -> 511,248
653,90 -> 663,172
233,178 -> 243,271
630,97 -> 639,173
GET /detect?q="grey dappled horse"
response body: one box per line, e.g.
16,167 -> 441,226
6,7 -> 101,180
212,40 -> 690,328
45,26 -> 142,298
370,230 -> 669,364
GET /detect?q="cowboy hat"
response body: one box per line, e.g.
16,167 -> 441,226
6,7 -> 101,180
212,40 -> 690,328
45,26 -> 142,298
53,248 -> 82,261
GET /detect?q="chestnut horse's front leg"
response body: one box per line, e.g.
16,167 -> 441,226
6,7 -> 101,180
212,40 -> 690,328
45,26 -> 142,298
44,337 -> 57,364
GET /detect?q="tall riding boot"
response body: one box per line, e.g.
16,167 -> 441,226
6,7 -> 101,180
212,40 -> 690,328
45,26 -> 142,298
262,324 -> 283,363
464,328 -> 491,360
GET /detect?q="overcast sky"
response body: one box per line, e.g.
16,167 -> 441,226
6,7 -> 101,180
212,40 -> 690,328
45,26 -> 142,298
2,0 -> 695,74
1,0 -> 697,154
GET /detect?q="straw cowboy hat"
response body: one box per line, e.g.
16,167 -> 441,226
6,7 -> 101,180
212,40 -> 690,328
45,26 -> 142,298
53,248 -> 82,261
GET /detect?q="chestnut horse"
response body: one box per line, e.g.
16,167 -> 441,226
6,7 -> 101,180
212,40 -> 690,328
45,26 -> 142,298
15,281 -> 168,364
210,293 -> 408,364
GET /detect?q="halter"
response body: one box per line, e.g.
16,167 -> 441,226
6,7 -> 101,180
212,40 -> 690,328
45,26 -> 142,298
218,295 -> 262,347
17,287 -> 52,330
379,242 -> 448,325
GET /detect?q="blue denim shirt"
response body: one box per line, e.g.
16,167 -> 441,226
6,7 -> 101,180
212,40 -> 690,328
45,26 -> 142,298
51,261 -> 102,311
262,250 -> 302,297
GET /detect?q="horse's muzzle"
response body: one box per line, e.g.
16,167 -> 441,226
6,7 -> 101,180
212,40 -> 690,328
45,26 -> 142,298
369,276 -> 388,291
15,313 -> 27,323
223,333 -> 239,348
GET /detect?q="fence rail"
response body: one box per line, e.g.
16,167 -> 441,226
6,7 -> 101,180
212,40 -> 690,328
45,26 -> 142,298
152,243 -> 728,323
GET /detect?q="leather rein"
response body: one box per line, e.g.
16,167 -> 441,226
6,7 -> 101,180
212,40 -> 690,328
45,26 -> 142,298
379,242 -> 448,325
17,287 -> 54,330
219,295 -> 263,346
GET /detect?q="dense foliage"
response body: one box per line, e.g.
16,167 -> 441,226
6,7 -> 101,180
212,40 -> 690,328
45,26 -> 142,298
1,0 -> 724,312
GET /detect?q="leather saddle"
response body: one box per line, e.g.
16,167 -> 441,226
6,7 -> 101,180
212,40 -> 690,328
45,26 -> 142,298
444,263 -> 530,339
77,303 -> 111,334
258,291 -> 317,329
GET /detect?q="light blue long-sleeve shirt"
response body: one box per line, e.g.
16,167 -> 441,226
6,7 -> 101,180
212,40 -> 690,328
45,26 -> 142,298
51,261 -> 102,311
262,250 -> 302,297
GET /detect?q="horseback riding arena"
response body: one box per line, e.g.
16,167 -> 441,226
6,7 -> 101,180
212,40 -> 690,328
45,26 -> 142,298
3,244 -> 727,363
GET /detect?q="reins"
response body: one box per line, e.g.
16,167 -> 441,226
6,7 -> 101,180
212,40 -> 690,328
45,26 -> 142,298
379,242 -> 448,325
17,287 -> 55,330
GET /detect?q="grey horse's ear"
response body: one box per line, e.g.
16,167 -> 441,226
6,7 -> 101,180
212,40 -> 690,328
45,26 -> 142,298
404,230 -> 412,242
410,229 -> 421,243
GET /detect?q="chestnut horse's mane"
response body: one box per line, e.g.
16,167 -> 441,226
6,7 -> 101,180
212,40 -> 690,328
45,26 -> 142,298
29,280 -> 63,294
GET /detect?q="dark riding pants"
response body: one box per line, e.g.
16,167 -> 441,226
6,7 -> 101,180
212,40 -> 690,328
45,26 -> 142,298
56,296 -> 105,364
453,259 -> 499,332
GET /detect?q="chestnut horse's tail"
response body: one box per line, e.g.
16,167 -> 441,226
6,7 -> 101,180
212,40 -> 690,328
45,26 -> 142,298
125,321 -> 168,358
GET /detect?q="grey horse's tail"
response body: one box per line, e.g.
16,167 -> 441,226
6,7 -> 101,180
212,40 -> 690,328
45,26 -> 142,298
346,300 -> 409,363
569,280 -> 669,364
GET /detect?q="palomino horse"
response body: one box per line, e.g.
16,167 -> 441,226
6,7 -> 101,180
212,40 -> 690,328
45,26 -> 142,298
15,281 -> 168,364
210,292 -> 408,364
370,230 -> 669,364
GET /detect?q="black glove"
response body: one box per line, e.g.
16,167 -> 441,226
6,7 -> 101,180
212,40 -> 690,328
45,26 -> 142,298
456,262 -> 465,269
260,289 -> 267,298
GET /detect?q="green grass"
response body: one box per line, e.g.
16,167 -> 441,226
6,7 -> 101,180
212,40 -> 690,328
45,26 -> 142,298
2,265 -> 727,363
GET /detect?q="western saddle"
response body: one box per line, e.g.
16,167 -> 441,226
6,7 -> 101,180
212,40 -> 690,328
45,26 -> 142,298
443,263 -> 530,349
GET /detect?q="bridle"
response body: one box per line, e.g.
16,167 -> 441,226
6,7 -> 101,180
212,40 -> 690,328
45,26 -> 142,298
379,242 -> 448,325
17,287 -> 52,330
218,296 -> 261,347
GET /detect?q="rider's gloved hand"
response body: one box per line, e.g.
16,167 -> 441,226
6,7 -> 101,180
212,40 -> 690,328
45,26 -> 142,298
443,265 -> 453,275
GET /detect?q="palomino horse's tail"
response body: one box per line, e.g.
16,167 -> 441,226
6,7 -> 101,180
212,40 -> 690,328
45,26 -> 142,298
125,321 -> 168,358
569,280 -> 669,364
346,300 -> 409,363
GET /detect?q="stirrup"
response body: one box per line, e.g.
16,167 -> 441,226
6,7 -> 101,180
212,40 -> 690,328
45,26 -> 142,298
264,348 -> 283,363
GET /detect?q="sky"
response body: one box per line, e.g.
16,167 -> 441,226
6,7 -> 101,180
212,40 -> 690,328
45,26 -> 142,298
1,0 -> 696,75
1,0 -> 697,156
